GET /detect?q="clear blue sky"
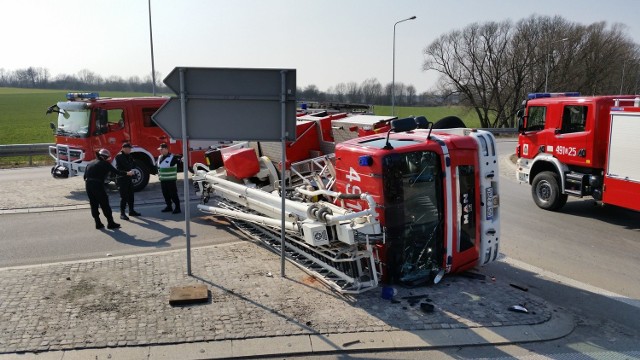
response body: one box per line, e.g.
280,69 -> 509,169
3,0 -> 639,93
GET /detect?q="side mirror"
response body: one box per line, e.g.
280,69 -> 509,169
391,117 -> 418,133
516,109 -> 525,133
95,109 -> 108,135
383,117 -> 419,150
49,122 -> 55,130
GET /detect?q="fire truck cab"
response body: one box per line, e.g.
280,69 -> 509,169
516,92 -> 640,211
47,93 -> 223,191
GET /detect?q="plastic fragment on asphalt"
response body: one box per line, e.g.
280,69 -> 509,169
508,304 -> 529,313
509,283 -> 529,291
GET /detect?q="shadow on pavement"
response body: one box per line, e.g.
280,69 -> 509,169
102,216 -> 186,248
559,200 -> 640,231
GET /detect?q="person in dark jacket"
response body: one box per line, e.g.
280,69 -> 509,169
84,148 -> 133,229
157,143 -> 181,214
115,143 -> 141,220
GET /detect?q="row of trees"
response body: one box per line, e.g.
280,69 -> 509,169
298,80 -> 449,106
0,66 -> 440,106
423,15 -> 640,128
0,67 -> 167,93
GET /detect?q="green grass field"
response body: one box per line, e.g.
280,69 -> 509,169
374,105 -> 482,128
0,88 -> 155,145
0,88 -> 156,167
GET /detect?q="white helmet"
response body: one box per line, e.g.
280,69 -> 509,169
98,148 -> 111,160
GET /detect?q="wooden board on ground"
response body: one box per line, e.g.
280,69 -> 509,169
169,284 -> 209,305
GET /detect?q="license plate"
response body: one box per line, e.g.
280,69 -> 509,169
486,187 -> 494,220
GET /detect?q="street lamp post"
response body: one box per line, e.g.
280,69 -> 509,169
392,16 -> 416,116
148,0 -> 157,96
544,37 -> 568,93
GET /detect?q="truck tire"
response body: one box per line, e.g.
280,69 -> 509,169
531,171 -> 568,211
131,159 -> 150,192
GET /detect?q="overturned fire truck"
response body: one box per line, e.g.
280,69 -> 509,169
192,113 -> 501,293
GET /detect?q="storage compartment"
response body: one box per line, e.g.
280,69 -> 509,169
222,148 -> 260,179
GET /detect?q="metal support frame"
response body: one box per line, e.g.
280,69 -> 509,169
280,70 -> 287,278
179,69 -> 192,275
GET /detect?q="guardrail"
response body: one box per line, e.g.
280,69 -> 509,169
0,143 -> 53,165
0,128 -> 518,163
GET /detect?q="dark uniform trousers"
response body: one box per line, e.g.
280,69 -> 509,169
161,180 -> 180,209
118,177 -> 134,213
86,179 -> 114,222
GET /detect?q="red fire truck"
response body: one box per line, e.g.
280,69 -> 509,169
516,92 -> 640,212
46,93 -> 223,191
193,113 -> 501,292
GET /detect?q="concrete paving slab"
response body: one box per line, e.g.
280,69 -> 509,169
388,328 -> 478,348
309,332 -> 394,352
52,205 -> 78,211
60,346 -> 149,360
231,336 -> 312,358
0,351 -> 63,360
148,341 -> 232,359
29,207 -> 54,213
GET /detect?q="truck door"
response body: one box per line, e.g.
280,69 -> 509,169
551,104 -> 590,167
519,105 -> 548,159
137,107 -> 169,151
92,107 -> 129,153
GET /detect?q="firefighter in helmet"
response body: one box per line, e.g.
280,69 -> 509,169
84,148 -> 133,229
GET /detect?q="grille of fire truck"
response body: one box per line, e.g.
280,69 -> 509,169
208,198 -> 379,294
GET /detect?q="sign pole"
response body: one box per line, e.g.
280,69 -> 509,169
179,68 -> 192,276
280,70 -> 287,278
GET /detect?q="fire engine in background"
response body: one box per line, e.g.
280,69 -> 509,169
46,93 -> 225,191
516,92 -> 640,212
192,112 -> 501,293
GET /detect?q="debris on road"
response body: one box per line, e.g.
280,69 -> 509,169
508,304 -> 529,314
510,283 -> 529,292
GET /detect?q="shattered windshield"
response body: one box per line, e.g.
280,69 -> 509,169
382,150 -> 444,284
53,102 -> 90,138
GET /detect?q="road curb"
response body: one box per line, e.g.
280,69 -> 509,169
0,312 -> 574,359
0,196 -> 201,215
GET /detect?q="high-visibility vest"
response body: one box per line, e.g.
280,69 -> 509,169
158,154 -> 177,181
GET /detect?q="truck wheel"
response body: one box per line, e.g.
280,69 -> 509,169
531,171 -> 568,211
131,159 -> 150,192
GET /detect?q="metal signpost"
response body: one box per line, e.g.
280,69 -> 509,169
152,67 -> 296,277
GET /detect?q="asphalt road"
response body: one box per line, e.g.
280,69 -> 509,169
495,140 -> 640,300
0,202 -> 246,267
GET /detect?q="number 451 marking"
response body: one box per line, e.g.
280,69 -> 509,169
345,167 -> 362,211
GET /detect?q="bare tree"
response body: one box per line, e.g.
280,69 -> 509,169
77,69 -> 103,87
334,82 -> 347,102
423,15 -> 640,128
406,85 -> 417,105
360,78 -> 382,104
345,82 -> 360,103
424,20 -> 514,127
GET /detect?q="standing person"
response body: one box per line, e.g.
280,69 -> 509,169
157,143 -> 181,214
84,149 -> 133,229
115,143 -> 141,220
